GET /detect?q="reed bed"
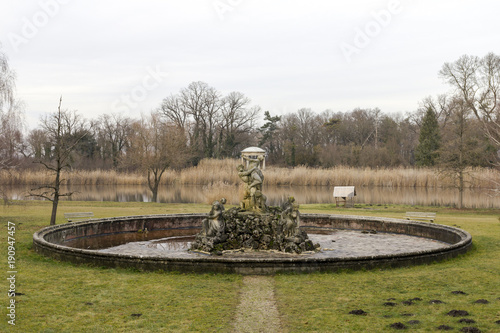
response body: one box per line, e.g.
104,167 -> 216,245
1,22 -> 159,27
2,159 -> 499,188
201,181 -> 240,205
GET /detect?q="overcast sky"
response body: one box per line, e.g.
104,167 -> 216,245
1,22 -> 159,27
1,0 -> 499,128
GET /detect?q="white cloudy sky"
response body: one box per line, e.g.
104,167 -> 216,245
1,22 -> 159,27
1,0 -> 499,128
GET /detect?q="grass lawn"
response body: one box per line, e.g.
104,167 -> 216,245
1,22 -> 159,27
1,201 -> 242,332
1,200 -> 499,332
277,204 -> 500,332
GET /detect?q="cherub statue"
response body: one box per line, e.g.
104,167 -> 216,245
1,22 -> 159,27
281,196 -> 300,237
201,197 -> 226,237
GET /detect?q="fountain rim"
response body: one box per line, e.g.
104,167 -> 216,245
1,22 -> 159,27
32,213 -> 473,273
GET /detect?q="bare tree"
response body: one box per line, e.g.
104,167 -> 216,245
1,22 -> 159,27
439,53 -> 500,155
199,84 -> 222,158
26,128 -> 48,160
0,46 -> 15,111
160,81 -> 214,161
30,97 -> 90,225
160,93 -> 188,130
277,109 -> 326,166
127,112 -> 189,202
160,81 -> 259,160
418,94 -> 452,129
98,113 -> 132,169
438,98 -> 486,208
218,91 -> 259,157
0,46 -> 23,171
0,101 -> 24,170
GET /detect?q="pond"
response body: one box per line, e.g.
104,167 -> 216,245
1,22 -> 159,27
5,184 -> 500,208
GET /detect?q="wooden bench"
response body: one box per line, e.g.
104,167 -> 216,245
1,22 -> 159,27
405,212 -> 436,222
333,186 -> 356,207
64,212 -> 94,222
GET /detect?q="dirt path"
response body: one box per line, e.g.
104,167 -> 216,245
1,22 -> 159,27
232,275 -> 285,333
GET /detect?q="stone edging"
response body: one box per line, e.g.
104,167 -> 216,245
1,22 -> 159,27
32,213 -> 473,274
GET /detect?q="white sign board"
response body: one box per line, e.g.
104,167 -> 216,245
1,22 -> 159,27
333,186 -> 356,198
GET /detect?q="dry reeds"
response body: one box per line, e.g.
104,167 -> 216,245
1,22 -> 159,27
2,159 -> 499,189
201,181 -> 239,205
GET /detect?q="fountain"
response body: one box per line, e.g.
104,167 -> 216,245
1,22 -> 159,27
33,147 -> 473,274
190,151 -> 319,254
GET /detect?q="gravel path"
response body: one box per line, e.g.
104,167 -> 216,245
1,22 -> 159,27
232,276 -> 285,333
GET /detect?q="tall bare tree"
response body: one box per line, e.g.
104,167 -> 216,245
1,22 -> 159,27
30,97 -> 90,225
439,53 -> 500,157
160,81 -> 259,160
218,91 -> 259,157
438,98 -> 486,208
97,113 -> 131,169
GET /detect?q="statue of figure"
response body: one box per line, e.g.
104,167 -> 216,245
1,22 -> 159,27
201,198 -> 226,237
242,155 -> 264,189
281,196 -> 300,237
237,155 -> 267,212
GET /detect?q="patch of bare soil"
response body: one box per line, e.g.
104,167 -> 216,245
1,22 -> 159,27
349,309 -> 368,315
437,325 -> 454,330
459,318 -> 476,324
447,310 -> 470,317
473,299 -> 489,304
459,327 -> 481,333
389,322 -> 408,329
232,276 -> 284,333
430,299 -> 445,304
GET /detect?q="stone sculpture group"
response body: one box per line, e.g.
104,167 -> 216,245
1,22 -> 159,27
190,152 -> 319,254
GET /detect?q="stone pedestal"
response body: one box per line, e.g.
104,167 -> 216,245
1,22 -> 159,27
190,207 -> 318,254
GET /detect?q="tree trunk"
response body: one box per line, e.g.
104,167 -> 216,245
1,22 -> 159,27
458,170 -> 464,209
50,166 -> 61,225
50,195 -> 59,225
151,184 -> 158,203
148,169 -> 160,203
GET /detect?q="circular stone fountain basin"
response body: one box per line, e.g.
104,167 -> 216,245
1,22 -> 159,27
33,213 -> 472,274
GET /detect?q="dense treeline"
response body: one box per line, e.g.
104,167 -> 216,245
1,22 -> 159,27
4,90 -> 496,172
1,52 -> 499,175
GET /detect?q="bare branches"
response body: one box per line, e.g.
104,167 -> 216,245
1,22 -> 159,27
127,112 -> 189,202
158,81 -> 259,159
439,53 -> 500,152
0,47 -> 24,170
28,185 -> 75,202
97,113 -> 131,168
0,47 -> 16,110
29,97 -> 90,225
